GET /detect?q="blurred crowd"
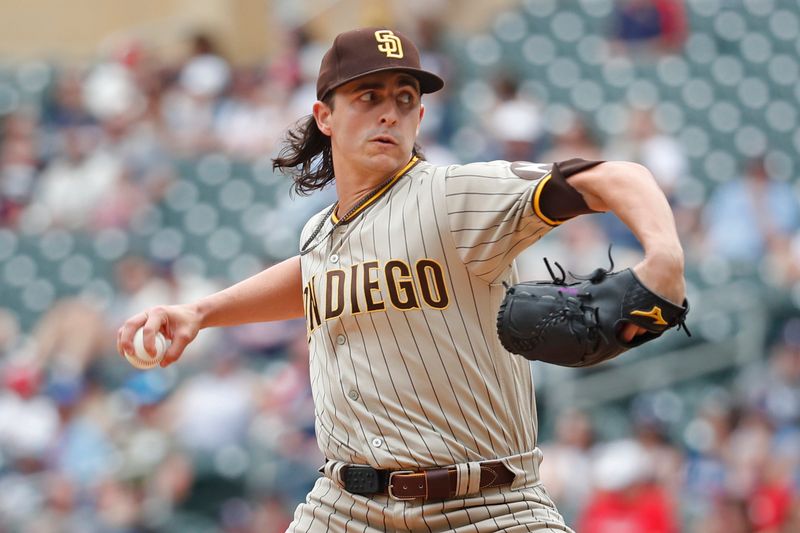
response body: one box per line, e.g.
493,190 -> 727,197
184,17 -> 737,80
541,318 -> 800,532
1,1 -> 800,531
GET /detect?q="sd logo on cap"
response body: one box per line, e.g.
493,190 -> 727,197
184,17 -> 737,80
375,30 -> 404,59
316,27 -> 444,101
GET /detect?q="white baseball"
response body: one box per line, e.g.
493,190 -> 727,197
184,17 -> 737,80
126,328 -> 168,369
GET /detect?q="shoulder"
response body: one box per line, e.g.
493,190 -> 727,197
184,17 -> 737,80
412,159 -> 518,177
407,159 -> 449,179
443,160 -> 555,181
409,159 -> 521,186
444,160 -> 513,179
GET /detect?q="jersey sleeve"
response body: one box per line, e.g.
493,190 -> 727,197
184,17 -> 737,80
443,160 -> 552,282
443,159 -> 602,282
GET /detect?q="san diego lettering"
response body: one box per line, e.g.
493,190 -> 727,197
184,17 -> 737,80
303,258 -> 450,333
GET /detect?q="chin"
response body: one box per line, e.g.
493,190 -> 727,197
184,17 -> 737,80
364,152 -> 406,173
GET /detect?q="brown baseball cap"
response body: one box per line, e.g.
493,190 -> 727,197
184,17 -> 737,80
316,27 -> 445,101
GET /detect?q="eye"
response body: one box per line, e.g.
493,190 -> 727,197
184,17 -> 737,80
398,92 -> 415,105
359,92 -> 374,102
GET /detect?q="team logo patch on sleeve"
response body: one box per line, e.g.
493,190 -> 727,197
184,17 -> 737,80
510,162 -> 552,180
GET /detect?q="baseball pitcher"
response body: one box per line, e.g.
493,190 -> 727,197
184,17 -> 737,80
118,28 -> 687,532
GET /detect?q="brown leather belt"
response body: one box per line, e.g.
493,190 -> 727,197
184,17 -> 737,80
342,461 -> 515,501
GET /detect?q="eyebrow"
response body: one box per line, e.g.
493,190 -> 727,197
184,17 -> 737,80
350,76 -> 421,93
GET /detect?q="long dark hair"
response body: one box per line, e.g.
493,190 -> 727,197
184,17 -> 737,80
272,95 -> 425,196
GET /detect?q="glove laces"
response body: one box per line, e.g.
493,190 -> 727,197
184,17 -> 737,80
540,244 -> 692,338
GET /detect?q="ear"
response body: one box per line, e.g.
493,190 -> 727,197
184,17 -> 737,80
416,103 -> 426,137
313,100 -> 333,137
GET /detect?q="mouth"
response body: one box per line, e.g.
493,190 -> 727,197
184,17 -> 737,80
369,135 -> 398,146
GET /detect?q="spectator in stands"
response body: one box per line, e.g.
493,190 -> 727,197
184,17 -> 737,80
95,109 -> 173,194
82,54 -> 144,122
484,75 -> 543,162
604,107 -> 687,202
180,33 -> 231,100
737,319 -> 800,430
703,157 -> 800,272
49,374 -> 117,489
538,409 -> 596,525
267,28 -> 308,93
0,308 -> 21,356
413,18 -> 455,148
250,329 -> 321,507
0,363 -> 58,467
1,113 -> 41,228
29,126 -> 123,230
610,0 -> 687,55
579,439 -> 678,533
168,349 -> 258,455
630,395 -> 685,501
215,68 -> 291,159
162,33 -> 230,155
41,69 -> 96,131
694,494 -> 752,533
652,0 -> 688,51
32,298 -> 110,374
611,0 -> 663,51
682,394 -> 735,528
539,112 -> 603,164
791,235 -> 800,283
410,21 -> 458,166
705,403 -> 797,532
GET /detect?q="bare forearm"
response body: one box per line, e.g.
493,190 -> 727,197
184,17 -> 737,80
192,255 -> 304,329
567,161 -> 685,306
568,161 -> 684,263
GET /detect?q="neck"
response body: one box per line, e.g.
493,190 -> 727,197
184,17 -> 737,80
333,156 -> 415,218
335,177 -> 385,218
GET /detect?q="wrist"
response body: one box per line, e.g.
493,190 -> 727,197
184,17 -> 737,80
187,301 -> 208,330
643,247 -> 685,275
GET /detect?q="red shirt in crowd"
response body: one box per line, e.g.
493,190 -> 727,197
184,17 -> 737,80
578,484 -> 678,533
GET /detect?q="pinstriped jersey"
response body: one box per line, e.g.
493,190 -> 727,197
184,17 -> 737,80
299,158 -> 555,473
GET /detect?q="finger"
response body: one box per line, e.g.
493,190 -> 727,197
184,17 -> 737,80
620,324 -> 635,343
619,323 -> 646,343
160,330 -> 193,367
118,312 -> 150,357
141,310 -> 167,358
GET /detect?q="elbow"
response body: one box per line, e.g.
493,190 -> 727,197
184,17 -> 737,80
567,161 -> 655,212
604,161 -> 654,184
599,161 -> 662,202
567,161 -> 655,211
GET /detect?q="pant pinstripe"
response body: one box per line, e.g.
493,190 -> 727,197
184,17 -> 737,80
287,476 -> 574,532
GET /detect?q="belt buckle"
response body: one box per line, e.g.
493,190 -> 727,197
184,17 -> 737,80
387,470 -> 417,501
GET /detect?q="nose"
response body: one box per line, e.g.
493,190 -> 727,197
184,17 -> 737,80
379,100 -> 399,126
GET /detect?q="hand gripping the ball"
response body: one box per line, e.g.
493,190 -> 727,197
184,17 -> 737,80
496,251 -> 690,368
124,328 -> 169,369
117,304 -> 201,368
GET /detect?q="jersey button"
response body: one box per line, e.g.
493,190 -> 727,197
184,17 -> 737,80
371,437 -> 383,448
336,335 -> 346,345
330,254 -> 339,264
348,390 -> 359,401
